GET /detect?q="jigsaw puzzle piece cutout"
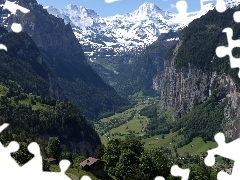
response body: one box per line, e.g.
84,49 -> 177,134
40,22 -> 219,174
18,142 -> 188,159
233,11 -> 240,23
0,141 -> 21,177
171,165 -> 190,180
20,142 -> 45,180
38,160 -> 71,180
205,132 -> 235,165
37,171 -> 71,180
0,123 -> 9,132
216,27 -> 240,78
216,0 -> 227,13
0,43 -> 7,51
3,0 -> 30,33
21,159 -> 72,180
176,0 -> 188,18
59,159 -> 71,174
0,124 -> 20,172
205,133 -> 226,166
217,171 -> 232,180
81,175 -> 92,180
19,142 -> 43,180
205,132 -> 240,179
3,0 -> 30,14
21,142 -> 43,174
11,23 -> 23,33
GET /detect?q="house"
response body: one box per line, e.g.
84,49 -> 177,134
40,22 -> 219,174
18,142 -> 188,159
80,157 -> 108,178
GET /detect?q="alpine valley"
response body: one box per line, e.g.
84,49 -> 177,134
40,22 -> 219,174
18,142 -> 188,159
1,0 -> 240,180
44,0 -> 238,85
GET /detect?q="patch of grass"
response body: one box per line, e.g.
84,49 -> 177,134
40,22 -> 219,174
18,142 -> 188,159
32,102 -> 49,110
96,96 -> 220,159
95,97 -> 158,146
177,137 -> 217,156
50,165 -> 100,180
67,168 -> 100,180
142,131 -> 184,150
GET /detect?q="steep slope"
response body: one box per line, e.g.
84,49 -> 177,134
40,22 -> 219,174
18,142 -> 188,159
0,28 -> 101,155
0,82 -> 101,156
44,2 -> 219,58
158,6 -> 240,140
45,2 -> 177,57
115,30 -> 180,96
1,0 -> 130,120
0,26 -> 65,100
44,2 -> 216,83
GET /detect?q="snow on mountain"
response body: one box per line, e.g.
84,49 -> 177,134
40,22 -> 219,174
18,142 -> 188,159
225,0 -> 240,8
44,1 -> 237,61
44,2 -> 178,60
168,3 -> 215,27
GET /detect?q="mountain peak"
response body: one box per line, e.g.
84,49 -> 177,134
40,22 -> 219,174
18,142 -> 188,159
64,4 -> 99,20
140,2 -> 157,7
226,0 -> 240,8
133,2 -> 162,15
65,4 -> 79,11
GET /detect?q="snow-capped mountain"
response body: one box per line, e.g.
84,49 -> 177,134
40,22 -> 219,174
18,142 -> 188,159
45,3 -> 179,60
43,1 -> 239,76
226,0 -> 240,8
44,2 -> 226,62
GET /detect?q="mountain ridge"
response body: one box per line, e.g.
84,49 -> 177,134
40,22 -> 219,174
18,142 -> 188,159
44,1 -> 216,60
0,0 -> 130,120
44,1 -> 217,84
157,5 -> 240,140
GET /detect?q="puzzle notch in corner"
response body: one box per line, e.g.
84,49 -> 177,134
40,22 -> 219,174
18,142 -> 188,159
205,132 -> 240,180
2,0 -> 30,33
215,10 -> 240,78
0,123 -> 74,180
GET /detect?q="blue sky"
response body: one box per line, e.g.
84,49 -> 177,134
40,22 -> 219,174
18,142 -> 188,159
36,0 -> 212,17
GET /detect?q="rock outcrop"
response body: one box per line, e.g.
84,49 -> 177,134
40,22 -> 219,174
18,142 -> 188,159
1,0 -> 130,120
156,7 -> 240,139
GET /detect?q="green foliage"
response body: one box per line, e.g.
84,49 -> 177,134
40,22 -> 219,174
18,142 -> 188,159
11,142 -> 34,166
0,82 -> 101,157
174,93 -> 228,144
140,148 -> 170,179
46,137 -> 62,162
139,104 -> 157,118
173,7 -> 240,87
0,28 -> 52,98
58,76 -> 130,120
140,105 -> 174,136
43,159 -> 50,171
184,162 -> 217,180
103,138 -> 172,179
94,144 -> 105,159
0,26 -> 129,121
103,138 -> 122,175
140,93 -> 227,148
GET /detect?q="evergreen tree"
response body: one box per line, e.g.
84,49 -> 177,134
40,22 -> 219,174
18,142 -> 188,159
45,137 -> 62,163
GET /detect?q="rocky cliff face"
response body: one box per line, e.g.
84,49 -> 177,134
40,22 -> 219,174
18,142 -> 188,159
1,0 -> 130,120
159,40 -> 212,120
157,7 -> 240,139
0,26 -> 65,100
114,31 -> 179,96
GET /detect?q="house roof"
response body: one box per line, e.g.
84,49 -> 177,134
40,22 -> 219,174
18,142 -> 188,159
44,157 -> 56,162
80,157 -> 102,167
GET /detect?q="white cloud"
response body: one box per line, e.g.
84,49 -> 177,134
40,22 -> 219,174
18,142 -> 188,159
105,0 -> 120,3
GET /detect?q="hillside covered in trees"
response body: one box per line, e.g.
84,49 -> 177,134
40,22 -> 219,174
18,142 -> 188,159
1,0 -> 130,120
